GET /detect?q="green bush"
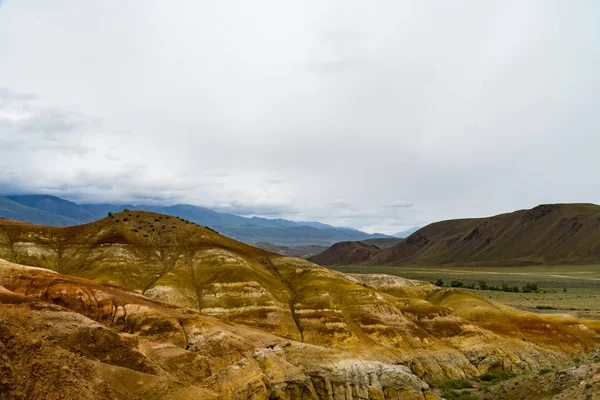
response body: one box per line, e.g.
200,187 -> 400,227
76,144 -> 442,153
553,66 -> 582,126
479,372 -> 514,383
523,282 -> 538,293
479,373 -> 500,382
439,379 -> 473,390
440,389 -> 478,400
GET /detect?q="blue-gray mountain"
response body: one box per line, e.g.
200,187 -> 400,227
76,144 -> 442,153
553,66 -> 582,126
1,195 -> 395,246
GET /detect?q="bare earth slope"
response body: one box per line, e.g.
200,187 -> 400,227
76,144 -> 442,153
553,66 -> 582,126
312,204 -> 600,266
1,211 -> 600,399
307,241 -> 381,265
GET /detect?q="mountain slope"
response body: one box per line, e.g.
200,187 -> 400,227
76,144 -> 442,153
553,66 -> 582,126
373,203 -> 600,266
0,196 -> 81,226
1,211 -> 598,388
8,194 -> 98,222
361,237 -> 404,248
307,238 -> 403,265
393,227 -> 420,238
307,241 -> 381,265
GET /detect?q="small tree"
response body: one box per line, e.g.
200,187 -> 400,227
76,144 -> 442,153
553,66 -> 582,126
478,280 -> 488,290
434,278 -> 444,287
523,282 -> 538,293
108,212 -> 113,218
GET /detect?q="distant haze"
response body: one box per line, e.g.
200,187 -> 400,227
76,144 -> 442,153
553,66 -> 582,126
1,1 -> 599,234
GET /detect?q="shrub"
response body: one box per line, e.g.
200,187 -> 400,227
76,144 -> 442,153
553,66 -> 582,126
439,379 -> 473,390
539,368 -> 552,375
440,389 -> 477,400
479,373 -> 502,382
536,305 -> 555,310
434,279 -> 444,287
450,280 -> 464,288
108,212 -> 113,218
523,282 -> 538,293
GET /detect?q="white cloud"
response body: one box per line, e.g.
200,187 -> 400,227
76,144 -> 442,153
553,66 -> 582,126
0,1 -> 599,234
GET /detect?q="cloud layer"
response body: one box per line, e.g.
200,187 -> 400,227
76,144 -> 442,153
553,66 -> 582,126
1,1 -> 599,233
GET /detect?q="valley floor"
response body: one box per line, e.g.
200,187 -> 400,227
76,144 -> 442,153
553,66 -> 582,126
329,264 -> 600,320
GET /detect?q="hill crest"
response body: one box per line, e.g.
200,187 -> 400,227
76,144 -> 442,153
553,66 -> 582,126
309,203 -> 600,266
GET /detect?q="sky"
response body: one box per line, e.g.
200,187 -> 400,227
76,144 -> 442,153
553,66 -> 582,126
0,1 -> 599,234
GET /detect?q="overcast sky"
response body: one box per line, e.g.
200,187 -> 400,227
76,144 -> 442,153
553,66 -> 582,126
0,1 -> 599,233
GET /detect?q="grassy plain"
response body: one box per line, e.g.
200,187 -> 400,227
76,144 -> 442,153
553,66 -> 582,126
329,264 -> 600,320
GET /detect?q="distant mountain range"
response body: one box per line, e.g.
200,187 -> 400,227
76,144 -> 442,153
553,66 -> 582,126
0,194 -> 395,246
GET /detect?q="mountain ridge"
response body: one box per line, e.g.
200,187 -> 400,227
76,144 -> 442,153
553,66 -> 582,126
309,203 -> 600,266
1,194 -> 392,246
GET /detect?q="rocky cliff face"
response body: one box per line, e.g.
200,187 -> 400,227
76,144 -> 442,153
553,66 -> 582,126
1,212 -> 600,399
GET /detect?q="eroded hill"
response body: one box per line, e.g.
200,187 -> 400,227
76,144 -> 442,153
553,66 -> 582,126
307,240 -> 382,265
1,211 -> 600,399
